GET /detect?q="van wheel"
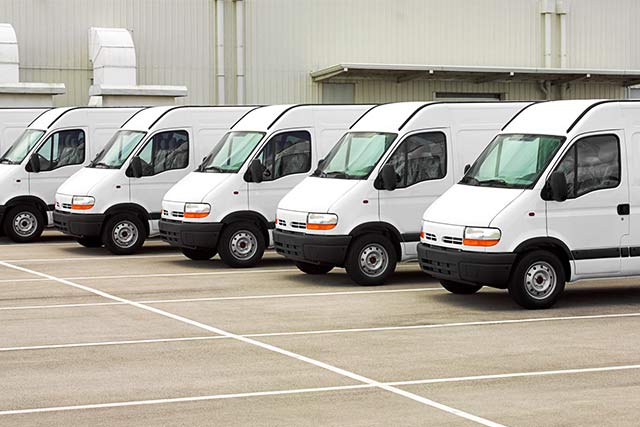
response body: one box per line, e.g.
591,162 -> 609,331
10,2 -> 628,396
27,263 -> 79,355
295,261 -> 334,275
3,204 -> 45,243
218,222 -> 265,268
440,280 -> 483,294
181,248 -> 217,261
77,237 -> 103,248
345,234 -> 397,285
102,214 -> 146,255
508,250 -> 565,309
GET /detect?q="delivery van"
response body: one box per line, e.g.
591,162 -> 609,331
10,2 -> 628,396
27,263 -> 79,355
159,104 -> 373,267
54,105 -> 254,254
0,108 -> 50,154
274,102 -> 531,285
418,99 -> 640,309
0,107 -> 141,242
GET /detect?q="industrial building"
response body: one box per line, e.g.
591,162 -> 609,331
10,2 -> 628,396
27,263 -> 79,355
1,0 -> 640,105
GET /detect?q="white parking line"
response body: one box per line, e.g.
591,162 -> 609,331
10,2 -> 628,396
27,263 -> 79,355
1,363 -> 638,416
0,287 -> 441,311
0,260 -> 503,427
1,254 -> 183,263
0,336 -> 223,352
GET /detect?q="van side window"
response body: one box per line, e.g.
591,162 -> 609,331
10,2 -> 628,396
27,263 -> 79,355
255,131 -> 311,181
384,132 -> 446,188
34,129 -> 85,171
137,130 -> 189,176
554,134 -> 620,198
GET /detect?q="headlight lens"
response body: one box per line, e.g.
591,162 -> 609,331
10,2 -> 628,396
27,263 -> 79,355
463,227 -> 501,246
71,196 -> 95,210
306,213 -> 338,230
184,203 -> 211,219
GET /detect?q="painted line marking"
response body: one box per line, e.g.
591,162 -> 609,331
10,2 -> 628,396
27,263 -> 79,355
4,310 -> 640,353
1,254 -> 183,264
0,363 -> 638,416
0,261 -> 502,427
0,287 -> 441,311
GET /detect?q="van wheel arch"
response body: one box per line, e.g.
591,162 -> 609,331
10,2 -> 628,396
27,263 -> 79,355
221,211 -> 270,244
349,222 -> 402,260
513,238 -> 572,281
5,196 -> 48,218
103,203 -> 150,237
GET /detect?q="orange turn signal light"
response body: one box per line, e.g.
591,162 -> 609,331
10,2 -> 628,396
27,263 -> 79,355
184,212 -> 209,219
306,223 -> 336,231
71,204 -> 93,210
463,238 -> 499,247
420,231 -> 425,238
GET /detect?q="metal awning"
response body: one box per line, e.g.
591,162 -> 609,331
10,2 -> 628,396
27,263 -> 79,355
311,63 -> 640,86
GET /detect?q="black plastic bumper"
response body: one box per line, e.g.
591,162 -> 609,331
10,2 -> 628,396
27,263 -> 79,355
159,219 -> 223,250
273,229 -> 351,266
53,210 -> 106,238
418,243 -> 517,288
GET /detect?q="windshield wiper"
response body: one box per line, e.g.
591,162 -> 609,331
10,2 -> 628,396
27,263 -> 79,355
203,165 -> 233,173
476,178 -> 509,187
0,158 -> 16,165
92,162 -> 114,169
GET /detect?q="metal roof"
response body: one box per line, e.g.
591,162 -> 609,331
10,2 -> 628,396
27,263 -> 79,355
310,63 -> 640,87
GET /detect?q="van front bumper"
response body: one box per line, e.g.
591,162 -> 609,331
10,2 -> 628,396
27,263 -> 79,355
159,219 -> 223,250
273,229 -> 351,266
417,243 -> 517,288
53,210 -> 106,238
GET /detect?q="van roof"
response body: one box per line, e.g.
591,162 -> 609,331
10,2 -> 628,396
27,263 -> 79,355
29,107 -> 142,130
351,101 -> 532,133
122,105 -> 258,131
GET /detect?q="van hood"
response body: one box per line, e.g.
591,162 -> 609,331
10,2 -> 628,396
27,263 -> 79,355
279,177 -> 362,213
164,172 -> 234,203
0,164 -> 20,182
424,184 -> 524,227
56,167 -> 121,196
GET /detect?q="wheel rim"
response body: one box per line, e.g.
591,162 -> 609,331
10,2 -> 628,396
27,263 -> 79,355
112,221 -> 138,249
524,261 -> 557,300
229,230 -> 257,260
13,211 -> 38,237
359,243 -> 389,278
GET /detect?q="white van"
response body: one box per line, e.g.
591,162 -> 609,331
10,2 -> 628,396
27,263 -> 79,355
159,104 -> 373,267
0,107 -> 141,242
0,108 -> 50,154
417,99 -> 640,309
274,102 -> 530,285
54,106 -> 254,254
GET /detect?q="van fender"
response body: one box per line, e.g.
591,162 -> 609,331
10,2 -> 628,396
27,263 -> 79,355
220,210 -> 272,243
349,221 -> 403,259
103,203 -> 151,236
513,237 -> 573,280
4,195 -> 49,215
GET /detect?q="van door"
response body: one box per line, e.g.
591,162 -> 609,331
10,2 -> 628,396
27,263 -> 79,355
28,128 -> 87,218
378,130 -> 453,259
546,132 -> 628,275
247,130 -> 313,228
129,129 -> 191,234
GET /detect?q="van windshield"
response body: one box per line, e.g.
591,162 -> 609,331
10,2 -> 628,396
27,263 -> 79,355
460,134 -> 565,189
312,132 -> 397,179
89,130 -> 146,169
0,129 -> 46,165
199,131 -> 265,173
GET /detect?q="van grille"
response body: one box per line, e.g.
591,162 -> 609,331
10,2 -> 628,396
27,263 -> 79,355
442,236 -> 463,245
424,232 -> 436,242
62,203 -> 72,209
291,221 -> 306,230
172,211 -> 184,218
278,219 -> 287,227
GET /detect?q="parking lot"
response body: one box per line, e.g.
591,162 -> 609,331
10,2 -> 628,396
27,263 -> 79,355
0,231 -> 638,426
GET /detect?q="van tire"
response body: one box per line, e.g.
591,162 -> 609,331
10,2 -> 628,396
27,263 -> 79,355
102,213 -> 146,255
345,233 -> 397,286
181,248 -> 217,261
508,250 -> 565,309
3,204 -> 45,243
77,237 -> 103,248
440,280 -> 483,294
295,261 -> 334,275
217,222 -> 265,268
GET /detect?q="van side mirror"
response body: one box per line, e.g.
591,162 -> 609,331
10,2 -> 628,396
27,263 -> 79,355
245,158 -> 264,183
464,164 -> 471,174
548,171 -> 568,202
126,156 -> 143,178
26,153 -> 41,173
380,164 -> 397,191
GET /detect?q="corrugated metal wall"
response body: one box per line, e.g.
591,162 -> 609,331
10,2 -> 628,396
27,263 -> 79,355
0,0 -> 637,105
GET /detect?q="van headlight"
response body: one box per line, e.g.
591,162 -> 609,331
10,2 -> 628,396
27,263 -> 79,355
184,203 -> 211,219
463,227 -> 501,247
71,196 -> 95,210
306,213 -> 338,230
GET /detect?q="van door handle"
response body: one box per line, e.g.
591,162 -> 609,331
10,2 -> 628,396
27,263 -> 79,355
617,204 -> 630,215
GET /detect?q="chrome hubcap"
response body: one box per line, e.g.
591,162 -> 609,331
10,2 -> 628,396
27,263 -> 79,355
230,230 -> 257,260
13,212 -> 38,237
112,221 -> 138,248
359,244 -> 389,277
525,261 -> 557,300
